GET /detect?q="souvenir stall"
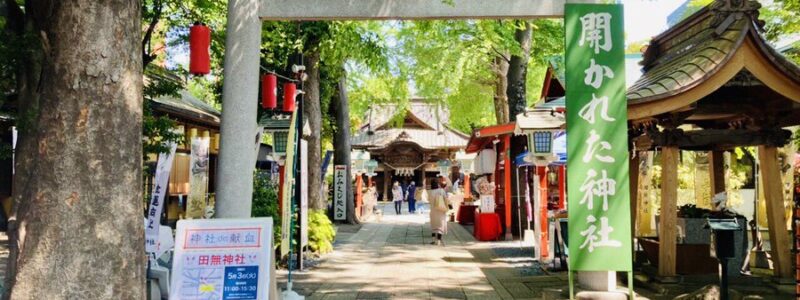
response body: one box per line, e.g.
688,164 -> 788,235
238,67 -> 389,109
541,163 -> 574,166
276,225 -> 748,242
515,109 -> 566,262
465,123 -> 515,241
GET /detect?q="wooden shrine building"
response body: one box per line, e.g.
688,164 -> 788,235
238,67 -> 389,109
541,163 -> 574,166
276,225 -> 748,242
352,99 -> 468,199
627,0 -> 800,279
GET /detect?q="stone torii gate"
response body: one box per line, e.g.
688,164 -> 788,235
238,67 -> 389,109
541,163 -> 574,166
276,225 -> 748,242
214,0 -> 568,218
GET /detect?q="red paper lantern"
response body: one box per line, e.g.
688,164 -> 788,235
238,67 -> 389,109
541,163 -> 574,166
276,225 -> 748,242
262,74 -> 277,109
189,23 -> 211,75
283,82 -> 296,112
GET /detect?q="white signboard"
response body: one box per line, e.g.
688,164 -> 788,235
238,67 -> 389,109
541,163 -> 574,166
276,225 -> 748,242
300,140 -> 309,247
170,218 -> 273,300
146,142 -> 178,253
333,165 -> 347,221
479,195 -> 495,213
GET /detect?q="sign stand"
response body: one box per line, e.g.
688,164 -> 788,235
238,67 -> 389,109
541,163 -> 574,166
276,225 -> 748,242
567,271 -> 635,300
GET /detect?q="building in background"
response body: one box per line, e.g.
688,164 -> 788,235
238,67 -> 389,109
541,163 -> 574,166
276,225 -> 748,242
352,98 -> 469,201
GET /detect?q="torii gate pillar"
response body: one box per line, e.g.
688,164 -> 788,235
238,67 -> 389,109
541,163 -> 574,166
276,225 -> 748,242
215,0 -> 262,218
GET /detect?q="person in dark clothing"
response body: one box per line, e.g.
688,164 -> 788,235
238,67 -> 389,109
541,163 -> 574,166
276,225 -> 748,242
406,181 -> 417,213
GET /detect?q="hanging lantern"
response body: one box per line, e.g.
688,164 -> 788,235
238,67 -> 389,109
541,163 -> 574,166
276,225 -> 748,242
261,74 -> 277,109
283,82 -> 297,112
365,159 -> 378,177
437,159 -> 451,176
189,22 -> 211,75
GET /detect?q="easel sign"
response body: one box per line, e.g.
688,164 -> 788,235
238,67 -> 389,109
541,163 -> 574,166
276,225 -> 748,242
170,218 -> 274,300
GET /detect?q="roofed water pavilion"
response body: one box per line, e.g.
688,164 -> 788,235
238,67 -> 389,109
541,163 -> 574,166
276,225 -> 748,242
627,0 -> 800,280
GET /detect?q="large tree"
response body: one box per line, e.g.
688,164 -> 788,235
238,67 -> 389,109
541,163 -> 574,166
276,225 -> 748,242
261,21 -> 386,215
1,0 -> 145,298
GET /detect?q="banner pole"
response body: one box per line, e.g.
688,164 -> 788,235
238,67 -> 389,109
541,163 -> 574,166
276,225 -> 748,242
568,270 -> 575,300
628,271 -> 635,300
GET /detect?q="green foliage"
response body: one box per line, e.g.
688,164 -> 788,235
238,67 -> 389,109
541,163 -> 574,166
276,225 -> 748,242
251,171 -> 282,249
142,66 -> 185,160
346,19 -> 565,133
625,39 -> 649,55
760,0 -> 800,43
260,21 -> 389,147
307,209 -> 335,254
649,150 -> 750,213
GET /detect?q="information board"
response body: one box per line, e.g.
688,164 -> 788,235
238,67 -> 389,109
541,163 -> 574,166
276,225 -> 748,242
170,218 -> 273,300
333,165 -> 347,221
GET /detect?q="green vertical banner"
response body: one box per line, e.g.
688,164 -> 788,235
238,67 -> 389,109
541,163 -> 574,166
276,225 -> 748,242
566,3 -> 632,271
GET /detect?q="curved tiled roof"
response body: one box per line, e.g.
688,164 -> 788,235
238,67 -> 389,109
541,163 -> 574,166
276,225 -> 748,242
352,128 -> 467,150
626,0 -> 800,104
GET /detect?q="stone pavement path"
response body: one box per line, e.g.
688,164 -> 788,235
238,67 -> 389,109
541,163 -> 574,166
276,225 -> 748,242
278,203 -> 569,300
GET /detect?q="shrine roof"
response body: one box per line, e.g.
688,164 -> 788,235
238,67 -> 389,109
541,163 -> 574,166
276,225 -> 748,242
626,0 -> 800,105
359,98 -> 450,132
352,127 -> 468,151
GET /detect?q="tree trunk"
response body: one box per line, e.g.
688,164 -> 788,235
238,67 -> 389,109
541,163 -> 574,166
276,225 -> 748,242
507,21 -> 532,237
492,55 -> 510,124
331,72 -> 357,224
5,1 -> 145,299
304,51 -> 325,210
507,21 -> 532,121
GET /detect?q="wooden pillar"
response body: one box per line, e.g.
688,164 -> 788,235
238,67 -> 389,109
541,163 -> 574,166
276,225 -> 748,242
709,150 -> 726,203
421,169 -> 427,190
383,169 -> 391,202
355,175 -> 363,218
629,153 -> 640,242
659,146 -> 678,277
757,145 -> 792,279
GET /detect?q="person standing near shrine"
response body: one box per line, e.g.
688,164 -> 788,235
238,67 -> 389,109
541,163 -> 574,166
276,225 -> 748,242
406,181 -> 417,213
392,181 -> 404,215
428,180 -> 449,246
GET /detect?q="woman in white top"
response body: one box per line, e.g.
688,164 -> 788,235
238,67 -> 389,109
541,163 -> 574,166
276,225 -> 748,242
392,181 -> 404,215
428,180 -> 449,245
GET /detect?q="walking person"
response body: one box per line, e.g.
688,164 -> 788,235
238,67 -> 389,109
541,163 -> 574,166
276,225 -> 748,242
428,180 -> 449,246
406,181 -> 417,213
392,181 -> 404,215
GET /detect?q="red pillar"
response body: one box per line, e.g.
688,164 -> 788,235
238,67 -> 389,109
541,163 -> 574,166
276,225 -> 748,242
558,165 -> 566,210
538,166 -> 549,258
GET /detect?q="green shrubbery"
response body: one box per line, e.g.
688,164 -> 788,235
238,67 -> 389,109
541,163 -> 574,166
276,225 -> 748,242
251,171 -> 337,255
251,171 -> 281,249
308,209 -> 336,254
